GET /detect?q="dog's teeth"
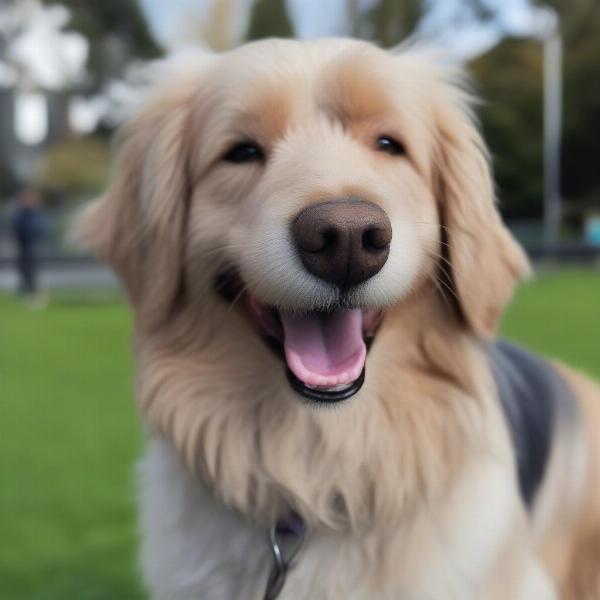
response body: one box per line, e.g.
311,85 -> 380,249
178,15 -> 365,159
306,381 -> 353,392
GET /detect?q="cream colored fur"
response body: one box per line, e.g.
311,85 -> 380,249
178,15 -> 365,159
80,38 -> 600,599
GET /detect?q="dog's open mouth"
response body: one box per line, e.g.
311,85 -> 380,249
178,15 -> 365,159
216,271 -> 383,403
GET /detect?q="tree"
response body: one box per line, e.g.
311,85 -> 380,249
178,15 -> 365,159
246,0 -> 294,41
470,0 -> 600,218
42,0 -> 160,90
470,38 -> 544,219
359,0 -> 424,47
245,0 -> 426,46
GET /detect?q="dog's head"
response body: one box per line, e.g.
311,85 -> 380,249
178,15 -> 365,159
81,39 -> 528,405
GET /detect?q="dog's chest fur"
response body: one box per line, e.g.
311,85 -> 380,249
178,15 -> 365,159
139,438 -> 542,600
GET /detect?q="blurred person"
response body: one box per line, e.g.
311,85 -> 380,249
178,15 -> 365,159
12,186 -> 46,306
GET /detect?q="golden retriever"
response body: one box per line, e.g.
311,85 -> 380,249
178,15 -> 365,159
80,38 -> 600,599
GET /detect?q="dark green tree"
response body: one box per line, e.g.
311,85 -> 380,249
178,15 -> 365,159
246,0 -> 294,40
356,0 -> 497,48
470,0 -> 600,218
360,0 -> 424,47
470,38 -> 544,219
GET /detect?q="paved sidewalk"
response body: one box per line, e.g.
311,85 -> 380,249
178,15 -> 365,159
0,263 -> 118,292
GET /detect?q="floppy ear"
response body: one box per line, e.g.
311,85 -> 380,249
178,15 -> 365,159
433,78 -> 530,339
78,79 -> 201,329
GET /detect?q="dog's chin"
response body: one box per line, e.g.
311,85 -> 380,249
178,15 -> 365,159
215,269 -> 384,405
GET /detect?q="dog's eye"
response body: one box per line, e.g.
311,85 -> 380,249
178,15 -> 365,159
376,136 -> 406,156
223,141 -> 265,164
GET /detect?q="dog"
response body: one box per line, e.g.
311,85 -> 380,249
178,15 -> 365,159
80,38 -> 600,599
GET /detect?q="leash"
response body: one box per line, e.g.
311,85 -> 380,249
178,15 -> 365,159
263,512 -> 306,600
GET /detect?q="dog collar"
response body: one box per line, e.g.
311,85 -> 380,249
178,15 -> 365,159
263,512 -> 306,599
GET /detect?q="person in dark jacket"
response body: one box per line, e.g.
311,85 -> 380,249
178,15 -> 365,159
12,187 -> 45,299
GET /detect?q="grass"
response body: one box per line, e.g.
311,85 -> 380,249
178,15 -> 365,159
0,291 -> 143,600
1,269 -> 598,599
502,268 -> 600,378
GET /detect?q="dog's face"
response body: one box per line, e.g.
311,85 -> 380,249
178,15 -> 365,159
82,39 -> 528,405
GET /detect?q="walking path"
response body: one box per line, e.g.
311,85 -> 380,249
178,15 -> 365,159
0,263 -> 118,292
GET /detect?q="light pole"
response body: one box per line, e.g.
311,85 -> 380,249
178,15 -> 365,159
536,7 -> 562,250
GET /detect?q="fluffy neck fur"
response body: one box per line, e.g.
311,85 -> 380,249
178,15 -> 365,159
135,284 -> 489,535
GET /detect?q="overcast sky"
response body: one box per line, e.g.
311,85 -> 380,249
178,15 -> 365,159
138,0 -> 545,60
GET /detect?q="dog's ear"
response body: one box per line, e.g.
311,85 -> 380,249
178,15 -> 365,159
78,73 -> 204,330
433,74 -> 530,339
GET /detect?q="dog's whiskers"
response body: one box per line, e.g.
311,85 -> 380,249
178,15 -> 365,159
414,222 -> 453,252
426,249 -> 453,269
431,272 -> 460,303
429,274 -> 456,314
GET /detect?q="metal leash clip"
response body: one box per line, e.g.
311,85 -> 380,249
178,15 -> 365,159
263,513 -> 306,600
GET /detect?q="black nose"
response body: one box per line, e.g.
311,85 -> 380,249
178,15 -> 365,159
291,199 -> 392,287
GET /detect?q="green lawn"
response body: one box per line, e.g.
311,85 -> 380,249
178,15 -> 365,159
502,269 -> 600,378
1,269 -> 598,599
0,292 -> 143,600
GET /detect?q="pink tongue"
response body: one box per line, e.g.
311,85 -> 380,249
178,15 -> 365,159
280,309 -> 366,388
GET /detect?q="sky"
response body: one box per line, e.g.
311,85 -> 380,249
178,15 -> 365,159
138,0 -> 552,60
